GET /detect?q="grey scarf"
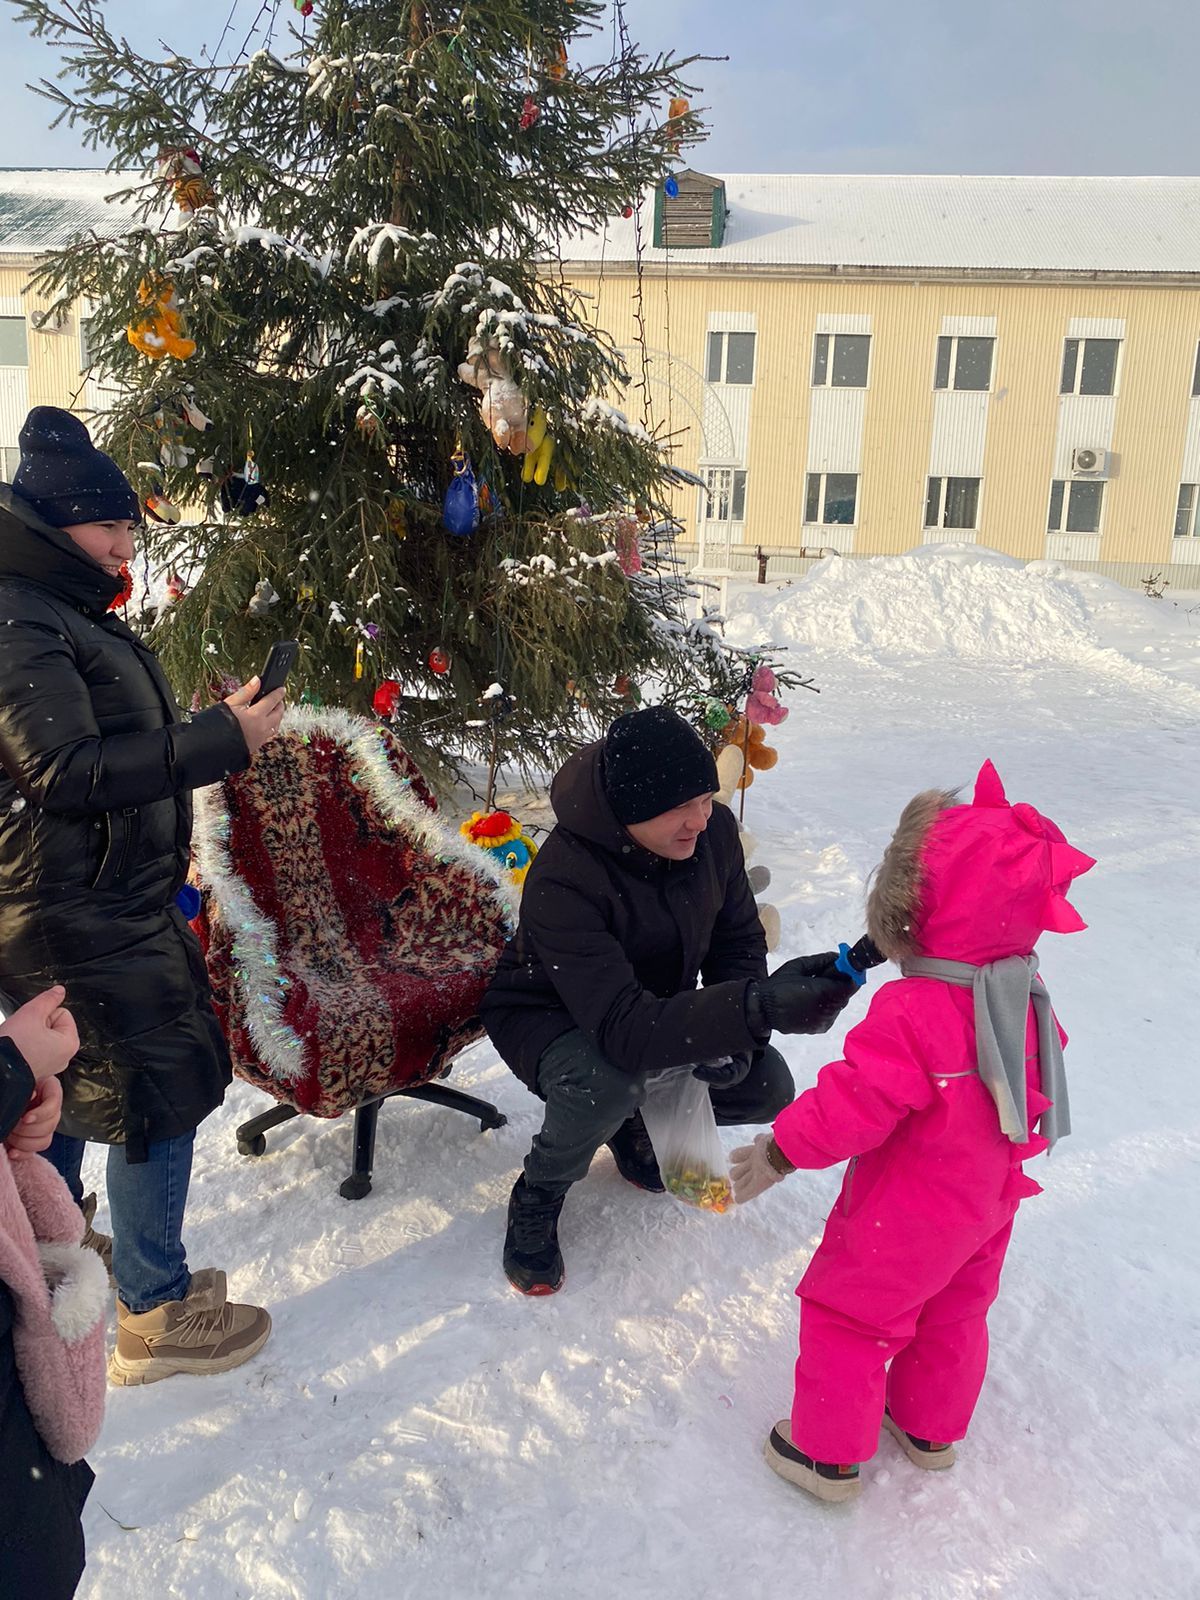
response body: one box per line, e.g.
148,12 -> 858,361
901,953 -> 1070,1148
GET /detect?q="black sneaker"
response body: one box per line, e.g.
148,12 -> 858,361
503,1175 -> 566,1296
606,1111 -> 665,1192
764,1421 -> 862,1503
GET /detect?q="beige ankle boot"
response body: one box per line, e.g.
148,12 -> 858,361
108,1268 -> 271,1386
80,1192 -> 114,1280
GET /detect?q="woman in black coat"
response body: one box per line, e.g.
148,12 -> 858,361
0,406 -> 284,1385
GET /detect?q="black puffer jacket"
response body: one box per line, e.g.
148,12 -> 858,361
0,487 -> 250,1158
480,738 -> 767,1089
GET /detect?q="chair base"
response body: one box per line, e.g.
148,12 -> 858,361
235,1081 -> 507,1199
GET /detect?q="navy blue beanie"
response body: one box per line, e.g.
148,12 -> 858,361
13,406 -> 139,528
603,706 -> 719,825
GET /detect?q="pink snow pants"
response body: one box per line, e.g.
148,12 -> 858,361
791,1217 -> 1015,1465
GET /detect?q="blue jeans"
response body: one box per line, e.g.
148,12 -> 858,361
45,1131 -> 194,1314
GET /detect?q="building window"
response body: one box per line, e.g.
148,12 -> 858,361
925,476 -> 981,530
1192,344 -> 1200,397
703,467 -> 747,522
1060,337 -> 1120,397
705,330 -> 755,385
0,317 -> 29,367
1174,484 -> 1199,538
804,472 -> 858,526
0,446 -> 19,482
812,332 -> 871,388
80,316 -> 96,373
1048,478 -> 1104,535
934,335 -> 993,391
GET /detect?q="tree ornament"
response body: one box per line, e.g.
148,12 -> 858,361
716,716 -> 779,790
703,697 -> 733,732
175,883 -> 203,921
664,173 -> 680,199
297,582 -> 316,603
613,515 -> 642,576
519,95 -> 541,131
428,647 -> 451,676
165,572 -> 187,603
248,579 -> 279,617
520,407 -> 555,486
220,467 -> 269,516
745,663 -> 789,727
159,147 -> 216,213
179,396 -> 212,432
293,0 -> 314,13
354,641 -> 365,680
386,499 -> 408,539
443,449 -> 480,537
622,203 -> 634,218
460,810 -> 539,886
144,489 -> 182,525
545,41 -> 568,82
373,679 -> 401,718
458,336 -> 529,453
107,564 -> 133,612
666,96 -> 690,153
127,279 -> 195,361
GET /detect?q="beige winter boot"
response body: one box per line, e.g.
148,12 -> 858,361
80,1192 -> 114,1281
108,1268 -> 271,1386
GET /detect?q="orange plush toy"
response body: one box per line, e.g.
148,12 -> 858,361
716,715 -> 778,791
127,279 -> 196,362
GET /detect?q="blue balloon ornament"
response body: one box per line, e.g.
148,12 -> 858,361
443,451 -> 480,538
175,883 -> 203,922
664,174 -> 680,199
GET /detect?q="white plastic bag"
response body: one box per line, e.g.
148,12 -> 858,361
640,1067 -> 733,1214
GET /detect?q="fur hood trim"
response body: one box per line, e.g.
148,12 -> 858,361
866,787 -> 960,960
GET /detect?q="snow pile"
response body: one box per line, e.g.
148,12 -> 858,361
726,545 -> 1109,664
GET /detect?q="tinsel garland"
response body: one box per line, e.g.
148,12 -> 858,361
192,705 -> 518,1084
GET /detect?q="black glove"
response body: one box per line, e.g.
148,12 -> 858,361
693,1051 -> 752,1087
746,951 -> 856,1037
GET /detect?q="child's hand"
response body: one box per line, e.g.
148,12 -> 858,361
730,1132 -> 795,1205
5,1076 -> 64,1159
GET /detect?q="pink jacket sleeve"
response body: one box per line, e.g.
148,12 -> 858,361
772,987 -> 936,1170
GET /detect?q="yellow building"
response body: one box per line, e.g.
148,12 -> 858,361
562,171 -> 1200,588
6,169 -> 1200,590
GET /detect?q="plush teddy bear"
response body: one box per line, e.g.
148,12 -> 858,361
713,737 -> 781,952
744,663 -> 789,727
716,715 -> 779,791
126,279 -> 196,362
458,336 -> 530,455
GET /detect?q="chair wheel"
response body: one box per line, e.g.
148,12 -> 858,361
237,1133 -> 268,1157
339,1174 -> 373,1201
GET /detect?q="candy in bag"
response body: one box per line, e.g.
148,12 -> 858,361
640,1067 -> 733,1214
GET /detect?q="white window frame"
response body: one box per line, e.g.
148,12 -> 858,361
705,330 -> 756,387
933,334 -> 994,392
1047,478 -> 1106,536
1060,337 -> 1122,398
702,466 -> 747,523
925,475 -> 982,531
1174,483 -> 1200,539
804,471 -> 859,527
0,445 -> 20,482
811,331 -> 871,389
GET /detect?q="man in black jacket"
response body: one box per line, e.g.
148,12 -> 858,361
481,706 -> 857,1294
0,407 -> 283,1385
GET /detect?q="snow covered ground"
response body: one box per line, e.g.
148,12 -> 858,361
76,549 -> 1200,1599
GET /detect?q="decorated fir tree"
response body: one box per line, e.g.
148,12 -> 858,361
12,0 -> 758,780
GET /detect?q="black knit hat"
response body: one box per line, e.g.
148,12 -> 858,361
13,406 -> 140,529
602,706 -> 719,826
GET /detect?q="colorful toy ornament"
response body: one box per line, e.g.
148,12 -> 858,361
293,0 -> 314,13
127,279 -> 195,362
745,663 -> 789,727
159,147 -> 216,213
248,579 -> 279,618
373,679 -> 401,718
519,95 -> 541,131
428,647 -> 451,676
458,336 -> 530,454
144,489 -> 182,525
220,470 -> 269,516
107,564 -> 133,612
443,450 -> 480,537
520,408 -> 555,486
545,41 -> 568,81
165,572 -> 187,603
459,810 -> 539,886
664,174 -> 680,199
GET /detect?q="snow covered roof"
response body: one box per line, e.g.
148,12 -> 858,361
0,168 -> 141,254
561,173 -> 1200,278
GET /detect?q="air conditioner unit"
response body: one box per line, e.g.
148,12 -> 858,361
31,307 -> 73,335
1071,446 -> 1106,475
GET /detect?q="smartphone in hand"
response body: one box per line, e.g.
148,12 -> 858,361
251,640 -> 299,705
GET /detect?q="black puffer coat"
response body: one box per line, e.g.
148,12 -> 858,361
0,487 -> 250,1158
480,738 -> 768,1089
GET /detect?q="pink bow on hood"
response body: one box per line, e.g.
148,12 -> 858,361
868,760 -> 1095,966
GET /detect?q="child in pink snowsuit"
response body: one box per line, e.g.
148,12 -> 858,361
730,761 -> 1094,1502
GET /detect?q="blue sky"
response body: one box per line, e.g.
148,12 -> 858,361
3,0 -> 1198,174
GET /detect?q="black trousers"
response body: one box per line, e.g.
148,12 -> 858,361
524,1028 -> 793,1194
